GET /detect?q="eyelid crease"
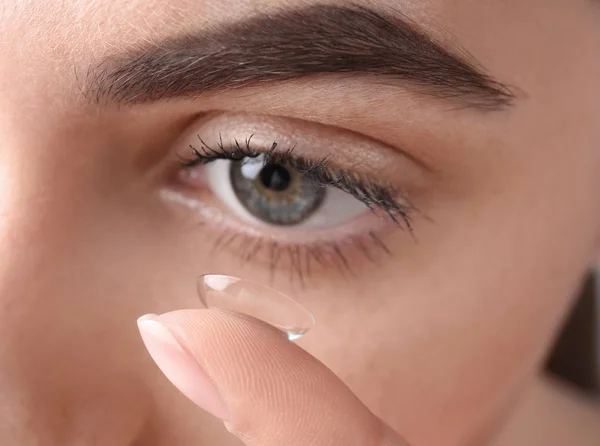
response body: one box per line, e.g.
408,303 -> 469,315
173,111 -> 430,191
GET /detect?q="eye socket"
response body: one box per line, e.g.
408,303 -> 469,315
163,114 -> 423,280
206,156 -> 369,229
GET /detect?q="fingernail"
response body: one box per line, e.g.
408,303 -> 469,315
137,315 -> 229,421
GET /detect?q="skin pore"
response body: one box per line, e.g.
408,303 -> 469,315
0,0 -> 599,445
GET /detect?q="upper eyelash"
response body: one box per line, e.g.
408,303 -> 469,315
180,134 -> 417,231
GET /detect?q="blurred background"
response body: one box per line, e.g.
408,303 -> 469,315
547,268 -> 599,398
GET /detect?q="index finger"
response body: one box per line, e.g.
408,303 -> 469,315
137,309 -> 412,446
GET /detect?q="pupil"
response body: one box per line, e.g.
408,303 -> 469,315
259,164 -> 291,192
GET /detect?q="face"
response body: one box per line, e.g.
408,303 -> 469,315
0,0 -> 599,445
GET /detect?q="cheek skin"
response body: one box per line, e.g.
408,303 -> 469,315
0,133 -> 156,443
301,184 -> 596,446
295,78 -> 600,445
311,3 -> 600,443
0,142 -> 226,444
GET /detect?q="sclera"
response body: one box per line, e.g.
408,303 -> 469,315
197,274 -> 315,341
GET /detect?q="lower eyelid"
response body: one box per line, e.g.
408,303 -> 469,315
159,187 -> 397,281
163,124 -> 414,278
159,188 -> 390,245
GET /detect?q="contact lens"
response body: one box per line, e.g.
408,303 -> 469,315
197,275 -> 315,341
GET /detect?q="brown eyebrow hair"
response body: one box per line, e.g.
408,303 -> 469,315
86,4 -> 514,110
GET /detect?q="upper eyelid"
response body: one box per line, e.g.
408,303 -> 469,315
181,133 -> 274,165
183,135 -> 383,194
172,111 -> 428,186
184,136 -> 364,186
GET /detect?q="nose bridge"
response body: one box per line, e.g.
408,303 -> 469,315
0,128 -> 151,445
0,179 -> 72,444
0,121 -> 85,331
0,136 -> 94,440
0,11 -> 156,442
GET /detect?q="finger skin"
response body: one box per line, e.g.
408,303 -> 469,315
149,309 -> 411,446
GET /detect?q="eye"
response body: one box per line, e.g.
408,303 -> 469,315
164,116 -> 421,280
206,154 -> 369,229
176,135 -> 415,235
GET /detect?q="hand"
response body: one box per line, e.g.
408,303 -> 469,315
137,309 -> 411,446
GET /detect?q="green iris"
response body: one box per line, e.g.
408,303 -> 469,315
230,156 -> 326,225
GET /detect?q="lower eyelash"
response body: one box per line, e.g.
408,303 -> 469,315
161,184 -> 401,284
210,225 -> 393,286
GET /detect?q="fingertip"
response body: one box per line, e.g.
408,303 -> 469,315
137,313 -> 158,324
136,315 -> 230,421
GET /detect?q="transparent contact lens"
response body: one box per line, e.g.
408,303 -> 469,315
197,275 -> 315,341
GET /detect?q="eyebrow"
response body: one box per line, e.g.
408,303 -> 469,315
87,4 -> 514,110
